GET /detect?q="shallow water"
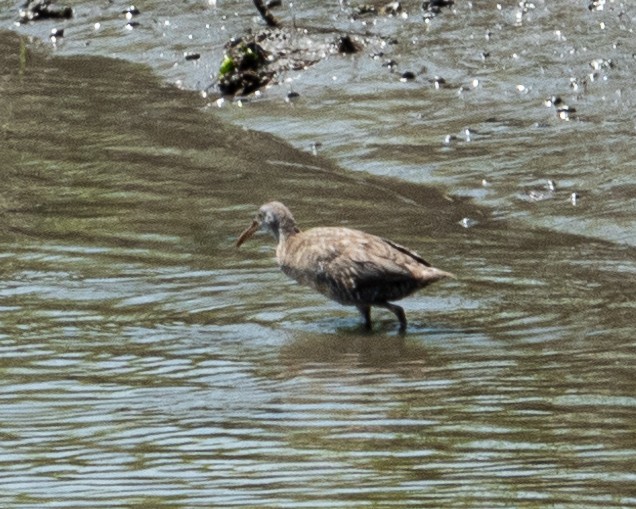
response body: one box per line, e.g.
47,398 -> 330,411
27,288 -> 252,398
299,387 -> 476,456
1,2 -> 636,507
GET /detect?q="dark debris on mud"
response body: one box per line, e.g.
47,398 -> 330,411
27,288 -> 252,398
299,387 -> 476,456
19,0 -> 72,23
217,0 -> 454,96
217,28 -> 365,96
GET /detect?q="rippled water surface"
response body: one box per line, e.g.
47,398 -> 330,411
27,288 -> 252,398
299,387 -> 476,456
1,1 -> 635,507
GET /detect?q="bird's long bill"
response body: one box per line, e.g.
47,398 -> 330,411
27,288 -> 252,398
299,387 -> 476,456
236,220 -> 259,247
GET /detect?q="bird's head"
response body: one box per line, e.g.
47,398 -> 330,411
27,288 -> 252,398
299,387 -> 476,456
236,201 -> 299,247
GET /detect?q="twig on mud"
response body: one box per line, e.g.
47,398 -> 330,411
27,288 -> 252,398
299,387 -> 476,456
253,0 -> 280,28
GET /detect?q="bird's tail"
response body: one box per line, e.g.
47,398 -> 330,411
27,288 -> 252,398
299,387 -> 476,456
418,266 -> 456,283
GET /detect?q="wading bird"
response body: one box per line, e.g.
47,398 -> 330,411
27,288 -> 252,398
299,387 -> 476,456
236,201 -> 454,332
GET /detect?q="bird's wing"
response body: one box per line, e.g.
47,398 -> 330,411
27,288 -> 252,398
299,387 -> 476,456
344,240 -> 417,282
380,238 -> 432,267
280,227 -> 447,304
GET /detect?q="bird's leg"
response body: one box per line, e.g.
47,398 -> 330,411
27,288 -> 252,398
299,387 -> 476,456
381,302 -> 407,333
357,305 -> 372,330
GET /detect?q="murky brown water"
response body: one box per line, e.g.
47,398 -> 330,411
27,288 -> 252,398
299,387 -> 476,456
1,1 -> 636,507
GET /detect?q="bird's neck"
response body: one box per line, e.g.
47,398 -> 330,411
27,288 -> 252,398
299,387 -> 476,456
275,224 -> 300,246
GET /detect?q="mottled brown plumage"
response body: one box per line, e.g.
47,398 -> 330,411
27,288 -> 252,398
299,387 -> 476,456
236,201 -> 453,332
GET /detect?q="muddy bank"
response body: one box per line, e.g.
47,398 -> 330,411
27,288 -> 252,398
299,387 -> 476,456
5,1 -> 635,250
